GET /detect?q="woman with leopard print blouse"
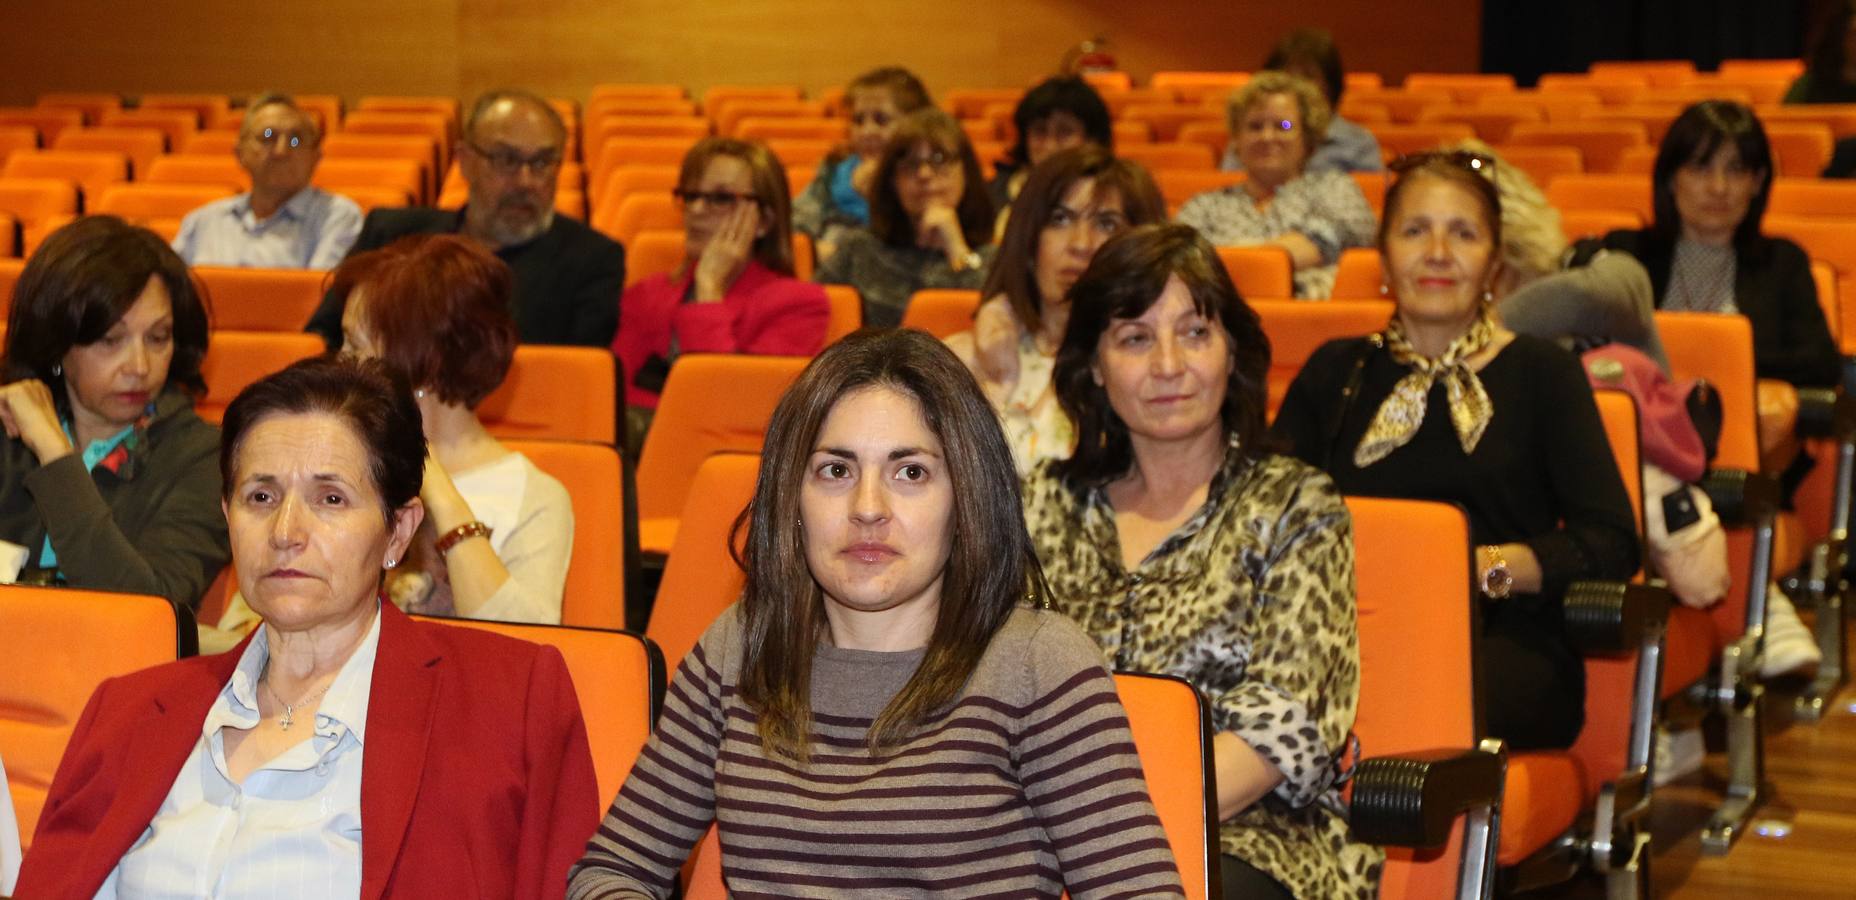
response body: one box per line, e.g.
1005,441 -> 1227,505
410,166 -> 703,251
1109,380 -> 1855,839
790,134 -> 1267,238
1022,223 -> 1379,900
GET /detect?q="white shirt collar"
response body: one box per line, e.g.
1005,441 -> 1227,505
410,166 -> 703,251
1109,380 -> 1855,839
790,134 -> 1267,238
206,604 -> 383,745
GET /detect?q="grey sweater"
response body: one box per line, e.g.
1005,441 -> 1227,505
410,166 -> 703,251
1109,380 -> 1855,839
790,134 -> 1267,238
569,605 -> 1185,899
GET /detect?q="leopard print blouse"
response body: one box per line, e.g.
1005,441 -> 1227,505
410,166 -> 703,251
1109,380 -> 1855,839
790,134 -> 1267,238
1022,445 -> 1383,900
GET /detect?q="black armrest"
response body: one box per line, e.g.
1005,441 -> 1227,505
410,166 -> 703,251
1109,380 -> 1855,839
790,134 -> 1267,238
1349,746 -> 1505,848
1701,467 -> 1781,527
1794,387 -> 1856,442
1562,580 -> 1672,656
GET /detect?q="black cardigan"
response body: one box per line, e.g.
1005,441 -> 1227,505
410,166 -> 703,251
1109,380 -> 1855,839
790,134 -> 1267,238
1583,229 -> 1840,387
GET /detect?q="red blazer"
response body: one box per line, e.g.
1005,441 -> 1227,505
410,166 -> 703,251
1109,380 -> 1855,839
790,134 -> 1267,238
613,260 -> 830,410
14,602 -> 600,899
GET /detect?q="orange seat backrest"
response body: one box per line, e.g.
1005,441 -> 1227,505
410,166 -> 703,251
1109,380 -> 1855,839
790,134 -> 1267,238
636,356 -> 808,548
1328,247 -> 1386,300
50,127 -> 167,177
193,266 -> 328,332
821,285 -> 862,344
1154,168 -> 1245,214
944,88 -> 1025,120
596,164 -> 680,216
646,452 -> 760,668
1544,173 -> 1654,221
596,191 -> 681,246
1654,312 -> 1760,642
592,83 -> 689,102
1559,208 -> 1642,243
1252,299 -> 1394,417
0,126 -> 39,167
1402,72 -> 1518,103
97,108 -> 197,149
504,440 -> 628,631
1114,672 -> 1217,900
35,93 -> 120,125
1,149 -> 129,204
0,177 -> 78,222
320,134 -> 435,200
477,345 -> 618,444
0,107 -> 82,144
0,585 -> 184,852
1150,71 -> 1251,104
590,117 -> 710,159
899,288 -> 982,339
143,154 -> 249,191
1768,177 -> 1856,218
761,138 -> 834,170
1370,122 -> 1477,158
413,616 -> 661,805
621,228 -> 815,288
1486,143 -> 1584,185
712,100 -> 827,139
1416,108 -> 1540,145
1506,122 -> 1648,174
94,182 -> 232,222
1347,497 -> 1479,900
1762,215 -> 1856,351
1118,140 -> 1216,171
313,158 -> 425,206
1216,245 -> 1293,299
196,331 -> 325,423
139,93 -> 229,124
1763,123 -> 1834,178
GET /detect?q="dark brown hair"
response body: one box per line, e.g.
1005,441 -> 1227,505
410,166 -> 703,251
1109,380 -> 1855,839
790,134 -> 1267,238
848,66 -> 933,115
1650,100 -> 1774,250
982,146 -> 1166,335
678,136 -> 797,275
1263,27 -> 1347,106
3,215 -> 210,404
328,233 -> 518,410
1052,224 -> 1272,486
735,328 -> 1046,760
867,109 -> 995,250
220,355 -> 426,528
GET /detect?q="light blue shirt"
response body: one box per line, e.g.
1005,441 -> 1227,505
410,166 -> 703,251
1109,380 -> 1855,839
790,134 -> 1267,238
99,608 -> 382,899
171,186 -> 364,272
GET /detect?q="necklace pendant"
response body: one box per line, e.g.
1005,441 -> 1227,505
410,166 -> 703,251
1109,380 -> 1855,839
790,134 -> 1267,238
280,706 -> 295,730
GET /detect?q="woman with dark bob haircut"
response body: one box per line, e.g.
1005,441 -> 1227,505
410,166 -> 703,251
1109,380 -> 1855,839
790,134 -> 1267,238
946,145 -> 1165,473
17,355 -> 600,898
816,109 -> 996,328
0,214 -> 226,611
1021,223 -> 1378,900
571,329 -> 1183,897
987,75 -> 1114,217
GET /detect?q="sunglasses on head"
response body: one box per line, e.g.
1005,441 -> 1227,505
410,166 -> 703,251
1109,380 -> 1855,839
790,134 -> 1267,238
1388,150 -> 1496,178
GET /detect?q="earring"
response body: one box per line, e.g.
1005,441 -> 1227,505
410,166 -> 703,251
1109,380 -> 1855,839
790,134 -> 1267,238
1378,282 -> 1390,297
1482,287 -> 1494,304
384,558 -> 398,569
51,363 -> 61,376
413,389 -> 426,400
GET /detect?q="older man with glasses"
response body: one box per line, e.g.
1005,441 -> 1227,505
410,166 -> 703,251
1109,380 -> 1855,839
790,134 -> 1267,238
306,89 -> 625,349
171,93 -> 364,271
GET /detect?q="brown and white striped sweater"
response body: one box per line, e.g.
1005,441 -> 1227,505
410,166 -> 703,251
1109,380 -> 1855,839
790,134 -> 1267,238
569,605 -> 1185,899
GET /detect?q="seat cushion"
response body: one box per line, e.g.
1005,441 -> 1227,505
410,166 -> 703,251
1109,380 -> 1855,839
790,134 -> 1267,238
1498,751 -> 1588,866
1662,605 -> 1722,699
639,516 -> 679,558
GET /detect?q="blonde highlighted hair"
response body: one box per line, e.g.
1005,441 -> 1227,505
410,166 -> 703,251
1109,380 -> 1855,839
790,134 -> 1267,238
1448,138 -> 1567,286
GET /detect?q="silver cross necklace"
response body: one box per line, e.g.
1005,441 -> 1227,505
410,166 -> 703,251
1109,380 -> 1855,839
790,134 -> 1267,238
261,674 -> 334,731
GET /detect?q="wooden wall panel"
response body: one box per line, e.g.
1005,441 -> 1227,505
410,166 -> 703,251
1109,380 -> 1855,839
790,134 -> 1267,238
0,0 -> 1478,106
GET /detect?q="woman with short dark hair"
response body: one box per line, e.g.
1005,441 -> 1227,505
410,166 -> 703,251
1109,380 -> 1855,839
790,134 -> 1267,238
0,215 -> 225,610
336,234 -> 574,624
988,76 -> 1114,214
16,355 -> 601,898
570,328 -> 1183,898
1022,223 -> 1377,900
1785,2 -> 1856,104
816,110 -> 996,327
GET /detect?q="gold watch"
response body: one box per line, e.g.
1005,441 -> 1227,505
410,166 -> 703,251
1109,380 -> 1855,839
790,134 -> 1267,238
1479,545 -> 1512,600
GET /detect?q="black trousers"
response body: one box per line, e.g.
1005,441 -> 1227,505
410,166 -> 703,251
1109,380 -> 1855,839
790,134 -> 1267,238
1479,604 -> 1586,751
1221,854 -> 1295,900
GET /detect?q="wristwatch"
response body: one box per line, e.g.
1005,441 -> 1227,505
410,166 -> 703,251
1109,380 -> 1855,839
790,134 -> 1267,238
1479,545 -> 1512,600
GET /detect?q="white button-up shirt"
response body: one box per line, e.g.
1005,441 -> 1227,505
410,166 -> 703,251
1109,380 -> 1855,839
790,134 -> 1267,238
171,186 -> 364,271
98,608 -> 382,899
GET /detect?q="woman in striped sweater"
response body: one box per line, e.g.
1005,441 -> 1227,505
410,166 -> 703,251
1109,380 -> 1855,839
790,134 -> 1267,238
570,329 -> 1184,899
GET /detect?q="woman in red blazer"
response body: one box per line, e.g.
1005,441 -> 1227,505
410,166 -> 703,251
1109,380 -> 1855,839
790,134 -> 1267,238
613,137 -> 830,448
14,355 -> 599,899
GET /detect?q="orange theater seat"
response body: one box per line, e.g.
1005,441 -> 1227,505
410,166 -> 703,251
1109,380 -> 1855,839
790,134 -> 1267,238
94,182 -> 233,225
593,137 -> 702,195
354,96 -> 460,144
701,85 -> 804,112
142,155 -> 249,191
1352,171 -> 1388,216
1507,122 -> 1648,174
97,109 -> 197,149
595,165 -> 679,217
594,192 -> 681,247
313,158 -> 425,207
621,229 -> 815,287
0,107 -> 83,145
945,88 -> 1025,120
192,266 -> 328,332
321,134 -> 437,202
1559,208 -> 1642,243
592,83 -> 688,102
1416,106 -> 1541,144
1590,59 -> 1697,87
1763,215 -> 1856,329
1154,168 -> 1244,214
1497,753 -> 1588,866
1478,93 -> 1602,124
1103,88 -> 1191,116
899,288 -> 981,338
1767,178 -> 1856,219
178,131 -> 239,156
35,93 -> 121,125
1544,173 -> 1654,221
1486,144 -> 1584,186
340,111 -> 453,170
636,355 -> 808,557
760,138 -> 833,170
1119,141 -> 1216,172
138,93 -> 229,125
0,125 -> 38,167
1371,122 -> 1476,158
0,585 -> 189,854
416,616 -> 660,805
1328,247 -> 1384,300
1344,88 -> 1454,123
591,116 -> 709,157
1149,71 -> 1251,105
1216,245 -> 1292,298
1252,299 -> 1392,416
502,440 -> 628,630
197,332 -> 325,423
1538,74 -> 1649,106
1114,120 -> 1153,145
1402,73 -> 1518,103
1113,673 -> 1218,900
1175,121 -> 1228,159
50,127 -> 166,177
1761,123 -> 1833,177
645,452 -> 760,668
476,346 -> 617,444
1121,107 -> 1222,143
2,149 -> 129,206
711,100 -> 827,139
821,284 -> 862,343
0,177 -> 79,226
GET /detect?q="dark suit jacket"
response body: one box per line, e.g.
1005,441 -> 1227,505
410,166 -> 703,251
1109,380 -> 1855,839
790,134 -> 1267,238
305,206 -> 626,349
14,602 -> 601,899
1585,228 -> 1841,387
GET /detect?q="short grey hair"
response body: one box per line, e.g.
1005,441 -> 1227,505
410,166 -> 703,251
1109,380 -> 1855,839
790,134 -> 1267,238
239,92 -> 320,145
464,89 -> 566,146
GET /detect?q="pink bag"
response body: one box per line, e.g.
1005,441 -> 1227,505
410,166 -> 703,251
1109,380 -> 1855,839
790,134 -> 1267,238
1582,344 -> 1707,483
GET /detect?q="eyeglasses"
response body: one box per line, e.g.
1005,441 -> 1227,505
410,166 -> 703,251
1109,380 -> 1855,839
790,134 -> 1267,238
245,127 -> 316,152
467,142 -> 563,177
898,149 -> 959,175
851,110 -> 894,128
1389,150 -> 1496,178
673,188 -> 763,210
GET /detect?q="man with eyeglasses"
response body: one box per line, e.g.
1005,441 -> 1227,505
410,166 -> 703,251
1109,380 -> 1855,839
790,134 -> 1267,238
171,93 -> 363,270
306,89 -> 625,349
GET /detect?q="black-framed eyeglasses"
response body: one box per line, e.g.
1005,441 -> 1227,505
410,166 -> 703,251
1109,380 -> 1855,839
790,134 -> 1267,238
672,188 -> 763,210
1388,150 -> 1496,178
898,149 -> 959,174
467,142 -> 563,177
